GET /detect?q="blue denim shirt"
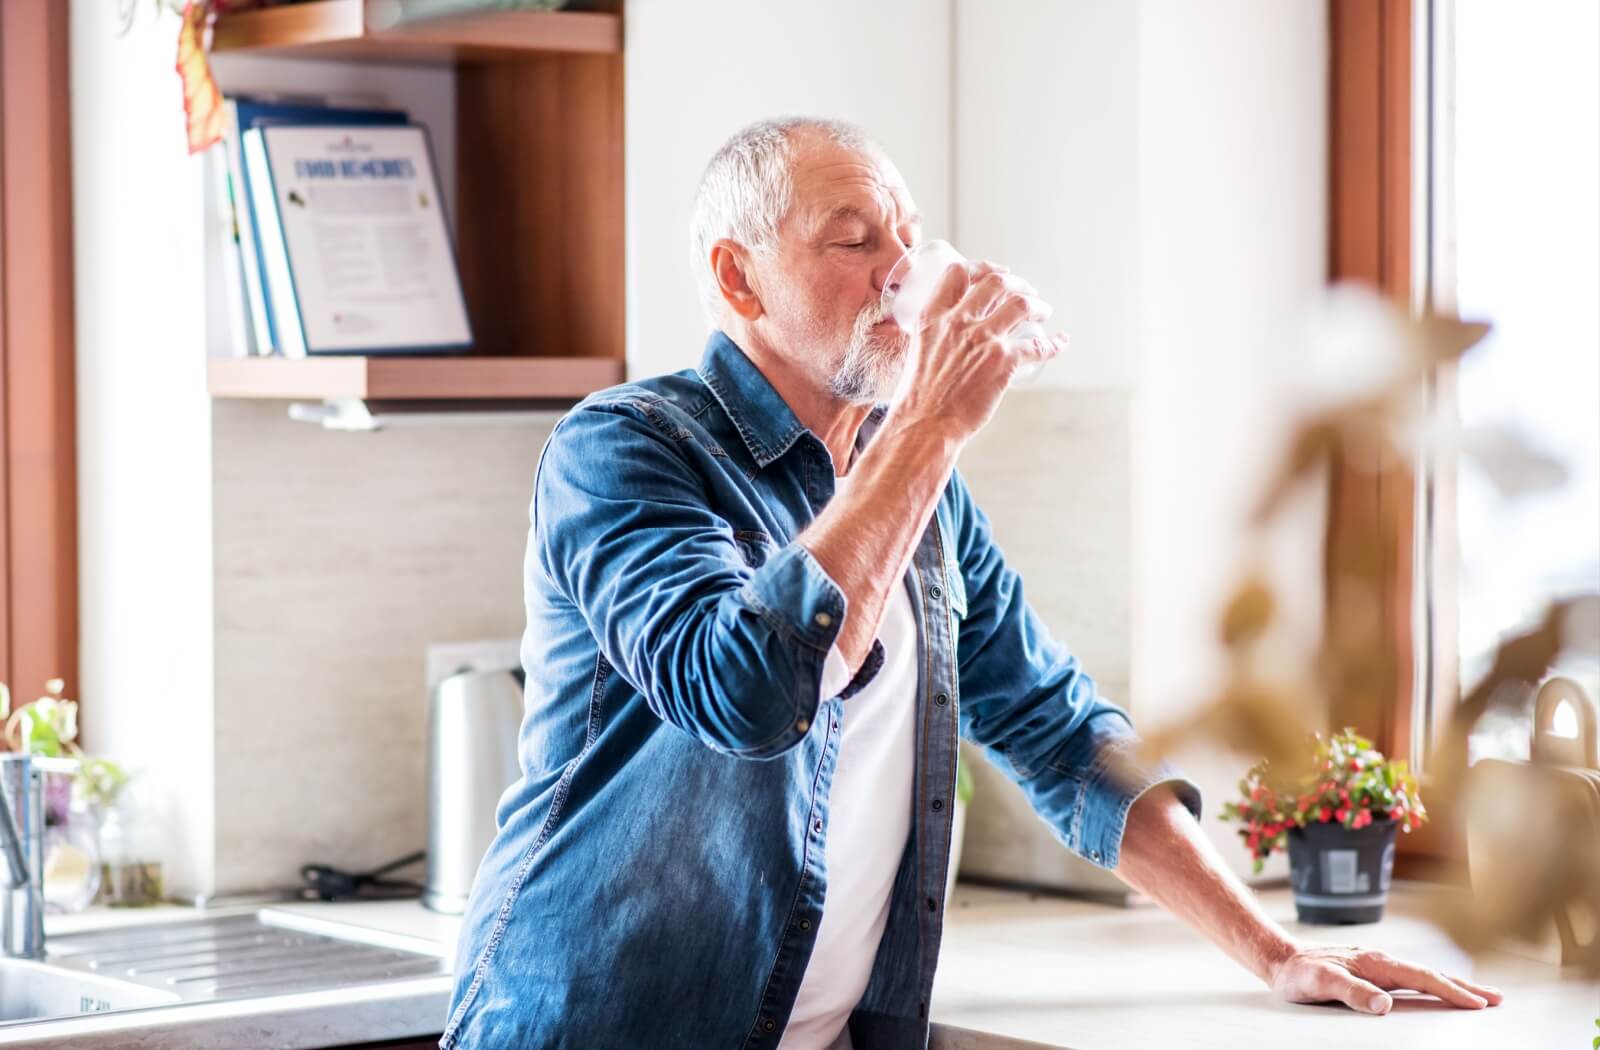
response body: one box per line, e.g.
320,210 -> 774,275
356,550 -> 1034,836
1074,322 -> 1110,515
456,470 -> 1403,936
440,331 -> 1201,1050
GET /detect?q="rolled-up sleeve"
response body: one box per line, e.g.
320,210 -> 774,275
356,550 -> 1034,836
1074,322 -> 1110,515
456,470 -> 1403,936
946,469 -> 1202,870
534,400 -> 881,760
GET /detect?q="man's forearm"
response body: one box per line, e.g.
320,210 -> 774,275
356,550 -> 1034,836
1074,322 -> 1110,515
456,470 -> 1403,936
1113,782 -> 1301,986
797,417 -> 961,670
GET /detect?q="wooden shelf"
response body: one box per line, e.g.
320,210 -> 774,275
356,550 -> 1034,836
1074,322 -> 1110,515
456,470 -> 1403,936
207,355 -> 624,400
207,2 -> 627,403
211,0 -> 622,64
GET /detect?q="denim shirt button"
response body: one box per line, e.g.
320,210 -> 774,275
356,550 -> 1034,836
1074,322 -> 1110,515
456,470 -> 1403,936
798,918 -> 811,931
931,798 -> 944,812
762,1017 -> 777,1032
796,717 -> 810,733
813,819 -> 823,833
934,691 -> 949,706
813,611 -> 832,628
1090,849 -> 1101,861
928,584 -> 943,600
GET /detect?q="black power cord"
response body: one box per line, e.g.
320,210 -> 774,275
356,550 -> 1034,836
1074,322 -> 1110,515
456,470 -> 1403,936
299,849 -> 427,902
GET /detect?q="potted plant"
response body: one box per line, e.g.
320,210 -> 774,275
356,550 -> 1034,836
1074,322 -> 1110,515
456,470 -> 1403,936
1221,727 -> 1426,924
1,678 -> 139,910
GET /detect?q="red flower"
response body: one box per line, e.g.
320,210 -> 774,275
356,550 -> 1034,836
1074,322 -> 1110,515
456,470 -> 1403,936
1319,806 -> 1332,822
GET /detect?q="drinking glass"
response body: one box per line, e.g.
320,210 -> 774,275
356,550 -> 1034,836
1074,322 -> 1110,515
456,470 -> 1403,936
880,239 -> 1049,386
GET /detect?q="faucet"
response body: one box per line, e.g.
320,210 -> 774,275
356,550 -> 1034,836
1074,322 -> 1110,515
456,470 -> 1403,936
0,753 -> 77,959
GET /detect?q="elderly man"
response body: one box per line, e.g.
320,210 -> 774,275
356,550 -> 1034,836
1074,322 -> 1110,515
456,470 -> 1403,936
439,117 -> 1501,1050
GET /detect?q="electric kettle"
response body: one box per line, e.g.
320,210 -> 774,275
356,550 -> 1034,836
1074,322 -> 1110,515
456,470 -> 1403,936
423,666 -> 526,914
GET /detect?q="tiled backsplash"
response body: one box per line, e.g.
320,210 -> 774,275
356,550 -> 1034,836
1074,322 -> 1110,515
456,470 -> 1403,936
210,401 -> 554,894
954,388 -> 1135,896
207,388 -> 1131,896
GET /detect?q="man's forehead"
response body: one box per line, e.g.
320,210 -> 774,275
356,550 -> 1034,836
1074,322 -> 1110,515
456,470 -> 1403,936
790,140 -> 918,230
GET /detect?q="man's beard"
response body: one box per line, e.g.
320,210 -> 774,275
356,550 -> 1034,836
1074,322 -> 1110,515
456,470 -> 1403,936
826,301 -> 905,405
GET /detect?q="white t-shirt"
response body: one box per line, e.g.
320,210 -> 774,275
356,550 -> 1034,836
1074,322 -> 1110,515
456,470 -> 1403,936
778,500 -> 919,1050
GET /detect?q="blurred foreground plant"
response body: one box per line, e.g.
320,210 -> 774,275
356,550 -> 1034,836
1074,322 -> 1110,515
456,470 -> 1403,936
1121,285 -> 1599,970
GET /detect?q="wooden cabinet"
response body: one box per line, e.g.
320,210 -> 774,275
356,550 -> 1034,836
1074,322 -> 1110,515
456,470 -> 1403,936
207,0 -> 625,401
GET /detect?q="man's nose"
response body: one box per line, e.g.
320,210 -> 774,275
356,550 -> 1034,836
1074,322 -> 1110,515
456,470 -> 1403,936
874,246 -> 911,296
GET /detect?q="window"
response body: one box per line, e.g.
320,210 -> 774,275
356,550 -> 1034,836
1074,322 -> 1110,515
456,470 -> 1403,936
1420,0 -> 1600,765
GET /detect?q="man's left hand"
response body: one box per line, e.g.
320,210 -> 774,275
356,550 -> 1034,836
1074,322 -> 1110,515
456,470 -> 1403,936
1270,945 -> 1505,1014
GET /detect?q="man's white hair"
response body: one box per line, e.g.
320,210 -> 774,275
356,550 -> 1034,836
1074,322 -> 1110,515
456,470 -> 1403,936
689,116 -> 875,328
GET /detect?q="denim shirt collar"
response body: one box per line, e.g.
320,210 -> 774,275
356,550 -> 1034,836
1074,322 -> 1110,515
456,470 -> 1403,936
698,331 -> 809,469
697,329 -> 889,470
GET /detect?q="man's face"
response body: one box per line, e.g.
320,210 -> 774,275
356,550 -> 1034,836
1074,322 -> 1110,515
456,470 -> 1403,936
752,135 -> 922,404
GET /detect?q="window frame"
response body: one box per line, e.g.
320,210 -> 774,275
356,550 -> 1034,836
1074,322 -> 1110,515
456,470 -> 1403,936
1327,0 -> 1469,873
0,0 -> 79,719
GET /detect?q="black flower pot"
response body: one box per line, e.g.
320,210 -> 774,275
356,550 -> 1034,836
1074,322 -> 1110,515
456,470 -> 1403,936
1286,818 -> 1399,924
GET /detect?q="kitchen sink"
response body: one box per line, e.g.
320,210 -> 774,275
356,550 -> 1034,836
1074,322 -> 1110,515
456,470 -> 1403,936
0,957 -> 180,1024
0,909 -> 448,1027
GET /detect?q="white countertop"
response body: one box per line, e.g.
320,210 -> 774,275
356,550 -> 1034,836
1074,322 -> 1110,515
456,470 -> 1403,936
3,883 -> 1594,1048
930,882 -> 1600,1050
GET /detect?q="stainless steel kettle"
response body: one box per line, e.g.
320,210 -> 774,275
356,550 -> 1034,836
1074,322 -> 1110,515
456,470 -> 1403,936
423,666 -> 526,914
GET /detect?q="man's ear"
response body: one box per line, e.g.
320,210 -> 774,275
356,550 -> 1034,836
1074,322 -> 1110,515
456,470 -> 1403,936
709,240 -> 764,322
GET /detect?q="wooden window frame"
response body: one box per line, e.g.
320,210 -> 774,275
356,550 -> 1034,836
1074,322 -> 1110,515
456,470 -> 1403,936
1328,0 -> 1465,875
0,0 -> 79,718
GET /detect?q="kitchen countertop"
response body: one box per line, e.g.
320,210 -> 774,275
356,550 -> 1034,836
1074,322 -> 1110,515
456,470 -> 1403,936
931,882 -> 1600,1050
2,883 -> 1594,1048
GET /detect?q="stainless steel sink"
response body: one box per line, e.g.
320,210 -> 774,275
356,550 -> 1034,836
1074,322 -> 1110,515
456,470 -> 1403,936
0,957 -> 180,1024
0,909 -> 448,1027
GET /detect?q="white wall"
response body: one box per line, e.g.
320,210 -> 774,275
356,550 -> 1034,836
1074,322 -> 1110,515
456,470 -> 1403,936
623,0 -> 954,378
71,0 -> 217,900
1131,0 -> 1328,878
941,0 -> 1328,884
954,0 -> 1141,390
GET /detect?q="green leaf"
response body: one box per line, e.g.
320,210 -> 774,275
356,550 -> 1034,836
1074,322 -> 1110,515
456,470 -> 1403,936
24,711 -> 63,757
74,757 -> 130,810
956,752 -> 976,805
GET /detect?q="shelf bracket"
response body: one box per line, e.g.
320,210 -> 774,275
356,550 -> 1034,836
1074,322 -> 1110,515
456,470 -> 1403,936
288,398 -> 380,431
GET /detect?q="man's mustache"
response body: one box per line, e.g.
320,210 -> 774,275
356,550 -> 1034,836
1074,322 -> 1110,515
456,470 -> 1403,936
856,300 -> 893,329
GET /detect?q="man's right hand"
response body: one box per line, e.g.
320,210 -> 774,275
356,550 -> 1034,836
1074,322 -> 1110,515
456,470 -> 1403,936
799,260 -> 1065,674
887,260 -> 1065,442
